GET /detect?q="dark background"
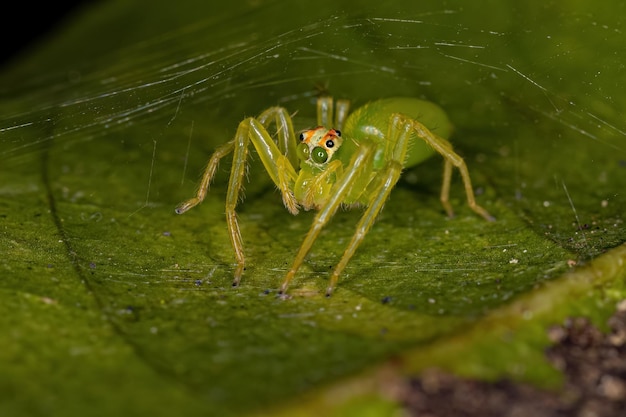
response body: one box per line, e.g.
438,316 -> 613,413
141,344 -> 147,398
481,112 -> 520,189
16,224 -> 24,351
1,2 -> 89,68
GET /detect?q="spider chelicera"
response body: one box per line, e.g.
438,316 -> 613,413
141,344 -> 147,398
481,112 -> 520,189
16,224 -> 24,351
176,96 -> 494,296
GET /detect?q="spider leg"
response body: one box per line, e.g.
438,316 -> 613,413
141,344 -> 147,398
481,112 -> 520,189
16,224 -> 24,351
224,121 -> 257,285
279,143 -> 373,294
226,118 -> 301,285
177,111 -> 301,287
406,117 -> 495,222
316,97 -> 351,130
257,106 -> 298,169
326,163 -> 403,296
440,159 -> 454,218
246,118 -> 299,214
317,97 -> 333,127
334,99 -> 350,131
175,140 -> 235,214
176,106 -> 300,215
302,159 -> 343,210
277,156 -> 299,214
325,117 -> 411,296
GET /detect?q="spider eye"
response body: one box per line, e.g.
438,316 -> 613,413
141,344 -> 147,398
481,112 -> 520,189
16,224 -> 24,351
334,130 -> 341,137
311,146 -> 328,164
325,140 -> 334,148
299,133 -> 305,141
297,143 -> 310,160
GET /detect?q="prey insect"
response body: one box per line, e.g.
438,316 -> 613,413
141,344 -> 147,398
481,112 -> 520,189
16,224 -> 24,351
176,97 -> 494,296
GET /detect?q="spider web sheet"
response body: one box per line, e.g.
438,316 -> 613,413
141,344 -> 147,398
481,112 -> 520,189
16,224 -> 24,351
0,1 -> 625,416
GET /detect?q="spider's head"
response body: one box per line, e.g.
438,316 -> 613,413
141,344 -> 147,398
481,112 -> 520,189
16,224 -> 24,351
297,127 -> 343,166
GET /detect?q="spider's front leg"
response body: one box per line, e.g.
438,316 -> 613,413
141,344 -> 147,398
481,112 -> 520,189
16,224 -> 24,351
279,143 -> 374,295
176,109 -> 301,287
324,117 -> 413,295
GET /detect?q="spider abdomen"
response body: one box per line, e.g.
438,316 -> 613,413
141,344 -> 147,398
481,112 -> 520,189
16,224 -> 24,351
341,98 -> 454,169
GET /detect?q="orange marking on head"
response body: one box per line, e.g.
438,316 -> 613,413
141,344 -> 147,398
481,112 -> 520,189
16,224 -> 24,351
300,127 -> 325,145
317,129 -> 340,147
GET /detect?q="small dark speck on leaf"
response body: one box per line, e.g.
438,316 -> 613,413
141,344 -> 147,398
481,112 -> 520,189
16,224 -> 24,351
89,262 -> 96,269
120,305 -> 140,321
162,231 -> 171,236
194,280 -> 202,286
277,292 -> 292,301
382,296 -> 392,304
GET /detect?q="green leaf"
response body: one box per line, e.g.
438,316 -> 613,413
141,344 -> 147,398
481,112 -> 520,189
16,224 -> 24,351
1,1 -> 625,416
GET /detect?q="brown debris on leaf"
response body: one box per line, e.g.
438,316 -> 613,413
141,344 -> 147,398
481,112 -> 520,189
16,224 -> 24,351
401,300 -> 626,417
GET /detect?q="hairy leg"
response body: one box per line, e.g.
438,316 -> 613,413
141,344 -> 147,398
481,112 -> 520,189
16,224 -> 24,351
407,117 -> 494,222
177,110 -> 302,286
175,140 -> 235,214
325,116 -> 411,295
279,144 -> 373,294
257,106 -> 298,169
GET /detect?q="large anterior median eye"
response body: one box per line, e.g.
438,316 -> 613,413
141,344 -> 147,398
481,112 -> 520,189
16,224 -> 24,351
297,143 -> 310,161
311,146 -> 328,164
